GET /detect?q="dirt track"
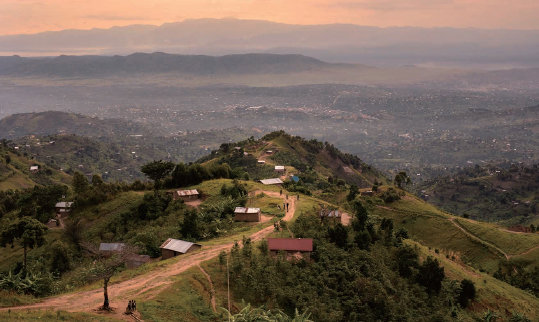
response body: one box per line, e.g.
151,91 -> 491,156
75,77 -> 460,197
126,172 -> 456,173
0,190 -> 296,320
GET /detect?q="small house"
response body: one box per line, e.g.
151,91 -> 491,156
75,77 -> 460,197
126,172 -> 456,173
99,242 -> 126,255
172,189 -> 199,201
260,178 -> 284,185
257,160 -> 266,165
320,209 -> 342,223
268,238 -> 313,261
274,165 -> 285,172
30,165 -> 39,173
234,207 -> 261,222
265,150 -> 274,154
160,238 -> 202,260
361,190 -> 374,196
55,201 -> 74,216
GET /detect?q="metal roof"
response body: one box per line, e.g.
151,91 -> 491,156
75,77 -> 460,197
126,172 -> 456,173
55,202 -> 74,208
160,238 -> 201,254
260,178 -> 284,185
274,165 -> 285,170
99,243 -> 126,252
234,207 -> 261,214
175,189 -> 199,196
267,238 -> 313,252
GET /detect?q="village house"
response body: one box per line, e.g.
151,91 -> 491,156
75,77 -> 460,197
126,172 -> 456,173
171,189 -> 199,201
234,207 -> 261,222
361,190 -> 374,196
55,201 -> 74,216
160,238 -> 202,260
265,150 -> 274,154
260,178 -> 284,185
274,165 -> 285,172
268,238 -> 313,261
320,209 -> 342,223
257,160 -> 266,165
29,165 -> 39,173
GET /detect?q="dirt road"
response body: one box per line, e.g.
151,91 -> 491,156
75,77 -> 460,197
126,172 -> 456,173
1,189 -> 297,320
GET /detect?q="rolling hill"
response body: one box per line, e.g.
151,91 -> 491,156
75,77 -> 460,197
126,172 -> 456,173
417,163 -> 538,226
0,143 -> 71,190
0,53 -> 348,77
0,132 -> 537,321
0,111 -> 158,139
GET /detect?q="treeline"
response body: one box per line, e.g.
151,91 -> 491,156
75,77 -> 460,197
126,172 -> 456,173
224,201 -> 485,321
140,160 -> 238,189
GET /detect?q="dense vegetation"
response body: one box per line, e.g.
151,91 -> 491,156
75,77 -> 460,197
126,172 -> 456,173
225,206 -> 482,321
418,163 -> 538,225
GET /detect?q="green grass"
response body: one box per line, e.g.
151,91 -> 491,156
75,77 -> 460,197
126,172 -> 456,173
138,267 -> 218,322
0,291 -> 38,308
454,219 -> 539,256
409,240 -> 539,320
0,310 -> 119,321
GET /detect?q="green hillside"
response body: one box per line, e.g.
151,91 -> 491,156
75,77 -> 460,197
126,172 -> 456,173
0,132 -> 537,321
0,142 -> 71,190
417,163 -> 538,226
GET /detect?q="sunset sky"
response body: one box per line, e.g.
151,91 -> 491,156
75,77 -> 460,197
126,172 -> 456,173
1,0 -> 538,35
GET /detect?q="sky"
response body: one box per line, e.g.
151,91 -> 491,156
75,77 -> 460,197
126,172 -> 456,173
1,0 -> 538,35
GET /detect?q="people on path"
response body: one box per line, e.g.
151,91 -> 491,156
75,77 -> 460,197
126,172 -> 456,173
280,189 -> 282,196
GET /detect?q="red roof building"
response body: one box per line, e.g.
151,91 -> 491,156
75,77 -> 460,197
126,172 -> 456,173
267,238 -> 313,260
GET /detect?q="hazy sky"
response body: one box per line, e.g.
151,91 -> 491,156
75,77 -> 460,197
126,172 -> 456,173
1,0 -> 538,35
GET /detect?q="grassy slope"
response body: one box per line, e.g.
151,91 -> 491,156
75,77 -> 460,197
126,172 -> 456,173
0,149 -> 71,191
370,189 -> 539,273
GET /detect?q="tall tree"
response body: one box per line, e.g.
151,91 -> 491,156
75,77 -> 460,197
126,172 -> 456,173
141,160 -> 175,189
0,217 -> 47,272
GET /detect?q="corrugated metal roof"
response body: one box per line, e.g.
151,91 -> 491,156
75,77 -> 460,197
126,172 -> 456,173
160,238 -> 201,254
260,178 -> 284,185
274,166 -> 285,170
321,210 -> 341,218
99,243 -> 126,252
176,189 -> 199,196
268,238 -> 313,252
55,202 -> 74,208
234,207 -> 261,214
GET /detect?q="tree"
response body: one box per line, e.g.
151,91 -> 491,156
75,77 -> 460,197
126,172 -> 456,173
82,242 -> 137,310
395,245 -> 419,278
417,256 -> 445,294
72,171 -> 89,195
394,171 -> 411,189
347,184 -> 359,201
457,279 -> 476,308
351,200 -> 368,232
141,160 -> 175,189
0,217 -> 47,273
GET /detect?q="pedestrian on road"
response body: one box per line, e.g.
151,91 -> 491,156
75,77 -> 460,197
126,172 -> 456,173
286,203 -> 289,211
297,194 -> 299,200
280,189 -> 282,196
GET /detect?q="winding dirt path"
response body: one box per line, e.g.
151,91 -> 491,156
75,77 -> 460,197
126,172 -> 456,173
448,218 -> 509,259
0,189 -> 297,320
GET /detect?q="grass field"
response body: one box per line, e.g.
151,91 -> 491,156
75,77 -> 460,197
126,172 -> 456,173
409,240 -> 539,320
370,193 -> 539,273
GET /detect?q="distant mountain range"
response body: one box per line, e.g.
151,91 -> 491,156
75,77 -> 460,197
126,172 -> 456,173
0,53 -> 342,77
1,18 -> 538,68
